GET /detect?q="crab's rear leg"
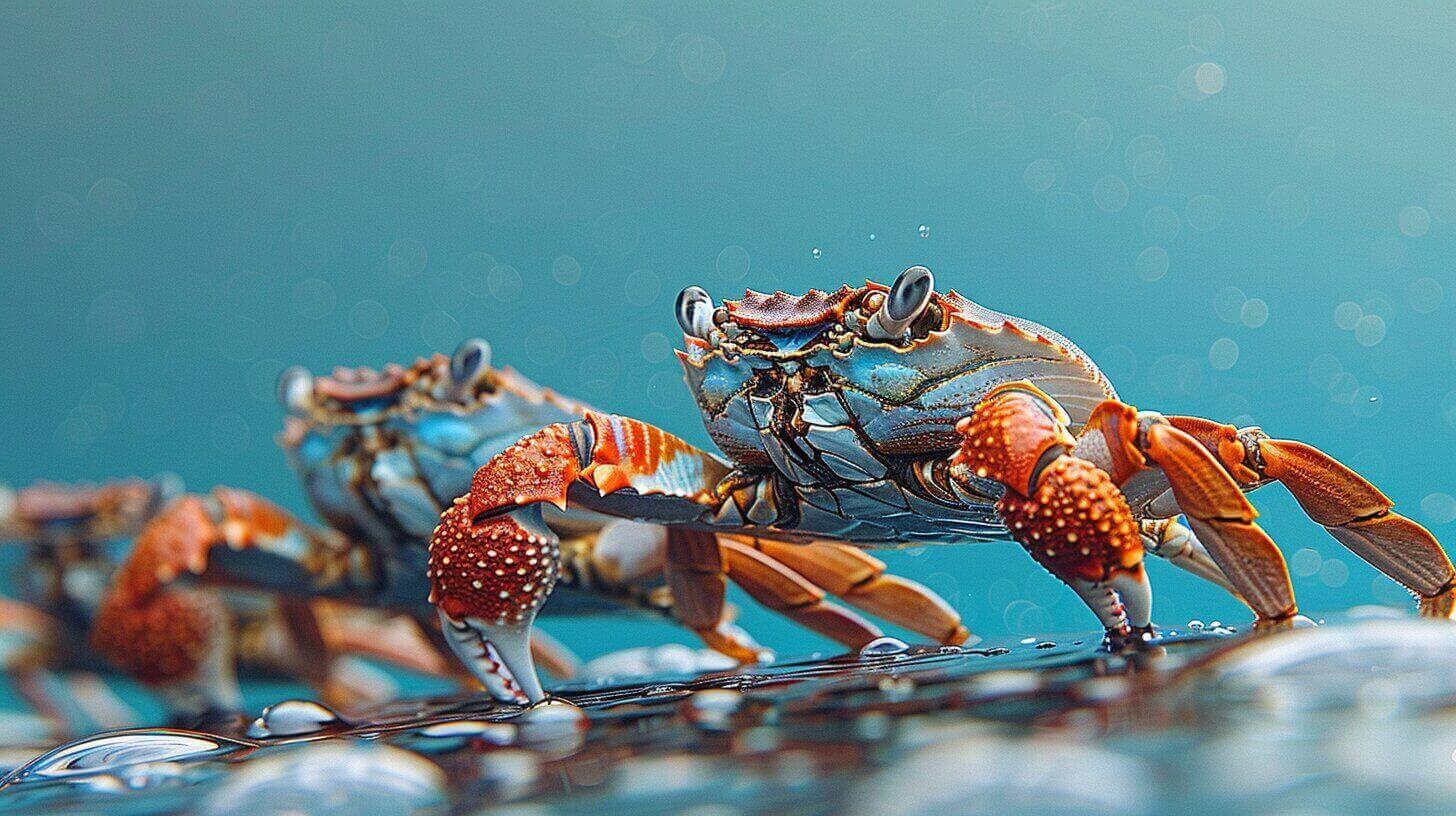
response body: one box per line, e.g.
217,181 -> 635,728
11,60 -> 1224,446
1167,416 -> 1456,617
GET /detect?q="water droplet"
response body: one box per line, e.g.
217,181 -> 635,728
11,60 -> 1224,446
1319,557 -> 1350,588
614,17 -> 661,65
1142,205 -> 1181,243
1209,337 -> 1239,370
1187,619 -> 1205,631
811,247 -> 822,259
246,699 -> 344,738
1185,194 -> 1223,232
1352,385 -> 1382,418
677,33 -> 727,86
859,636 -> 910,657
641,331 -> 672,363
868,232 -> 877,240
1189,14 -> 1224,53
386,237 -> 427,279
918,224 -> 931,238
487,263 -> 524,301
4,730 -> 244,785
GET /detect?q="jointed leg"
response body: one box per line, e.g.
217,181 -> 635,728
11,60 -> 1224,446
1167,416 -> 1456,616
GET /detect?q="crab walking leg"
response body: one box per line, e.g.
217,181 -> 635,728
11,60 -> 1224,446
950,384 -> 1152,642
735,537 -> 973,645
718,536 -> 884,648
1138,518 -> 1239,595
665,528 -> 771,662
1167,416 -> 1456,617
1073,401 -> 1299,624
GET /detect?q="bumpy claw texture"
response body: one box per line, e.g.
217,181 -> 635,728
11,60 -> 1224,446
91,588 -> 225,684
426,425 -> 575,624
998,457 -> 1142,583
952,385 -> 1074,496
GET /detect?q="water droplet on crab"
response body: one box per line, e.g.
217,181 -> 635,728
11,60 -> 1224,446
246,699 -> 345,738
917,224 -> 931,238
859,636 -> 910,657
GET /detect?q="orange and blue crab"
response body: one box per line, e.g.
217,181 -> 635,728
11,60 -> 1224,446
0,477 -> 399,730
431,265 -> 1454,706
90,338 -> 965,717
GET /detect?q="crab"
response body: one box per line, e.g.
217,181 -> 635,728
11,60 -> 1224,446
89,338 -> 965,718
0,477 -> 413,729
430,265 -> 1455,706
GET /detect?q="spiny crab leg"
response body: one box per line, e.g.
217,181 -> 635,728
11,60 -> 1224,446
1167,416 -> 1456,617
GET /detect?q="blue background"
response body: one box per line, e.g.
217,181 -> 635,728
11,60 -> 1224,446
3,1 -> 1454,663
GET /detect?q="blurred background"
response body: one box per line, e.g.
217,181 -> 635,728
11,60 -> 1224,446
1,0 -> 1453,666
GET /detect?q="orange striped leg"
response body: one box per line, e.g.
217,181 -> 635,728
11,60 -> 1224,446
951,383 -> 1153,646
733,537 -> 973,645
1168,416 -> 1456,618
718,536 -> 883,649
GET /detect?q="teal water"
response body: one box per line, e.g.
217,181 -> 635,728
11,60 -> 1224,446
2,1 -> 1454,663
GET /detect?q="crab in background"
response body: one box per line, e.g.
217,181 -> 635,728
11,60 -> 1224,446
430,265 -> 1454,705
88,338 -> 966,720
0,477 -> 416,732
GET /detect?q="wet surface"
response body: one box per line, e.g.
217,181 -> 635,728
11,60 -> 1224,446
4,613 -> 1456,815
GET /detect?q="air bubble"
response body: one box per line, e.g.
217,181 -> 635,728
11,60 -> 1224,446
86,178 -> 138,227
1239,298 -> 1269,328
1185,194 -> 1222,232
1267,184 -> 1310,229
1188,15 -> 1224,53
1142,205 -> 1181,243
1398,205 -> 1431,237
677,33 -> 727,86
551,255 -> 583,286
348,299 -> 390,340
811,247 -> 822,259
641,332 -> 672,363
1135,246 -> 1169,281
614,18 -> 661,65
1329,372 -> 1359,404
1024,159 -> 1057,192
1074,117 -> 1113,156
488,264 -> 524,301
1092,175 -> 1129,213
1333,301 -> 1363,330
1319,557 -> 1350,588
1407,277 -> 1443,313
716,245 -> 750,280
1193,62 -> 1226,95
1420,493 -> 1456,525
1208,338 -> 1239,370
1212,286 -> 1247,323
1307,354 -> 1343,389
1354,314 -> 1386,346
1291,547 -> 1322,577
386,238 -> 427,279
918,224 -> 931,238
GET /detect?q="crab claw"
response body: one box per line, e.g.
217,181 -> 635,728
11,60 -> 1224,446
866,265 -> 933,341
675,285 -> 716,341
276,365 -> 315,416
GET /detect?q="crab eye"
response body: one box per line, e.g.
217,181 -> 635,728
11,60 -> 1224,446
866,266 -> 934,341
675,286 -> 716,339
450,337 -> 492,386
277,366 -> 315,415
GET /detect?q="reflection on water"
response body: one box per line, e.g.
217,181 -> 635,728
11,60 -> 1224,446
3,617 -> 1453,814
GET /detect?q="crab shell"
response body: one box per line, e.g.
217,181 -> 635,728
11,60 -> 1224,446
677,279 -> 1116,468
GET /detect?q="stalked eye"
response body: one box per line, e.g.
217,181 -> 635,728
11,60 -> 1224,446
450,337 -> 492,385
675,286 -> 716,339
276,366 -> 315,415
866,266 -> 934,341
